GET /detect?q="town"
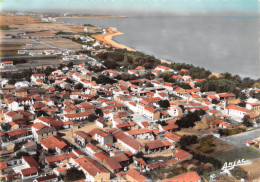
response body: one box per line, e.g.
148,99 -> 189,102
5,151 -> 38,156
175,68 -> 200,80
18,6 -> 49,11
0,13 -> 260,182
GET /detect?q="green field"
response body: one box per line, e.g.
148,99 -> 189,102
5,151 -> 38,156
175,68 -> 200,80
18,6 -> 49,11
0,50 -> 18,56
210,147 -> 260,163
0,44 -> 24,47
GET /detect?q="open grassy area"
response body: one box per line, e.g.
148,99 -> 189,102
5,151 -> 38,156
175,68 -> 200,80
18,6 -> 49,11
0,50 -> 18,56
0,44 -> 24,47
210,147 -> 260,163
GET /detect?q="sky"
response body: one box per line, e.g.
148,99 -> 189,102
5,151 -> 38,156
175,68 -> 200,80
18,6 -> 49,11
1,0 -> 259,16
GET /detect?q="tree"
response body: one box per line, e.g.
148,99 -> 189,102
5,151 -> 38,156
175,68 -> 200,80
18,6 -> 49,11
15,151 -> 29,159
49,163 -> 56,169
8,79 -> 16,85
145,82 -> 154,87
74,83 -> 83,90
36,110 -> 48,117
242,116 -> 253,127
88,114 -> 98,122
156,120 -> 167,126
198,109 -> 206,116
179,135 -> 198,149
95,109 -> 104,117
63,167 -> 85,182
176,111 -> 201,128
212,99 -> 219,105
158,100 -> 170,108
238,101 -> 246,107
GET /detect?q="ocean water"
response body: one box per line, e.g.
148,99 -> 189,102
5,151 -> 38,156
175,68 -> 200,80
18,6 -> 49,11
58,16 -> 260,79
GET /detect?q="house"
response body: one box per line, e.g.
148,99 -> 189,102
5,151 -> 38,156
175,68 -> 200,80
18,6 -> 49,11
164,132 -> 181,144
5,111 -> 23,123
225,104 -> 249,121
19,156 -> 40,180
217,93 -> 236,100
219,121 -> 231,129
113,130 -> 144,154
0,61 -> 14,68
34,126 -> 57,141
104,154 -> 129,173
74,131 -> 91,147
35,175 -> 58,182
143,106 -> 160,121
87,128 -> 113,146
14,89 -> 27,97
161,171 -> 201,182
64,111 -> 91,122
156,65 -> 170,72
73,156 -> 110,182
159,124 -> 179,132
20,167 -> 38,180
45,153 -> 77,165
85,143 -> 102,156
6,129 -> 28,141
245,112 -> 259,124
145,140 -> 173,154
31,74 -> 46,83
39,136 -> 68,154
173,148 -> 192,161
118,168 -> 148,182
125,128 -> 154,140
245,98 -> 260,114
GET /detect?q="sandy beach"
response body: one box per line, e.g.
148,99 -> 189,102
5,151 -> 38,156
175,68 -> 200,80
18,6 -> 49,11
92,28 -> 136,52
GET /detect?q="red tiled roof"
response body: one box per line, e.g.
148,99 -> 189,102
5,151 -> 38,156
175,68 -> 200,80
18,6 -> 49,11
64,111 -> 91,119
162,124 -> 179,131
6,111 -> 18,117
144,106 -> 157,113
174,148 -> 191,160
226,104 -> 249,113
145,140 -> 165,150
45,153 -> 74,163
126,169 -> 147,182
75,157 -> 109,177
94,152 -> 109,161
113,130 -> 143,150
218,93 -> 235,98
22,156 -> 40,168
40,136 -> 67,150
88,128 -> 109,138
0,162 -> 7,170
7,129 -> 27,137
104,154 -> 129,170
165,132 -> 181,142
32,123 -> 46,130
245,112 -> 259,119
21,167 -> 38,176
74,131 -> 90,139
125,128 -> 152,136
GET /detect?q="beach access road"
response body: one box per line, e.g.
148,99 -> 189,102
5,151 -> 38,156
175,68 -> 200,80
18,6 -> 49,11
222,127 -> 260,148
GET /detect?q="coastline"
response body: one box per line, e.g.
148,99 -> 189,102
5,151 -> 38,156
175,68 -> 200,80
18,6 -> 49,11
54,15 -> 126,20
92,28 -> 136,52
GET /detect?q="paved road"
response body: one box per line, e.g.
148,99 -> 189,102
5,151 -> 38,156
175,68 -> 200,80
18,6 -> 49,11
222,128 -> 260,148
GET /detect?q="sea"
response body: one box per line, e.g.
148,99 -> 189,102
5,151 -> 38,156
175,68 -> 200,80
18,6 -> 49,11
58,16 -> 260,79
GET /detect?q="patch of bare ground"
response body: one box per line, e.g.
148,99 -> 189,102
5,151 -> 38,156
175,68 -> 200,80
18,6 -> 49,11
187,137 -> 235,155
143,149 -> 175,158
241,158 -> 260,181
175,128 -> 205,136
40,38 -> 82,50
216,175 -> 239,182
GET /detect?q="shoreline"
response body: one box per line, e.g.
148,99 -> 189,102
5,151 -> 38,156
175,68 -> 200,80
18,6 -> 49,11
92,28 -> 136,52
54,15 -> 126,20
